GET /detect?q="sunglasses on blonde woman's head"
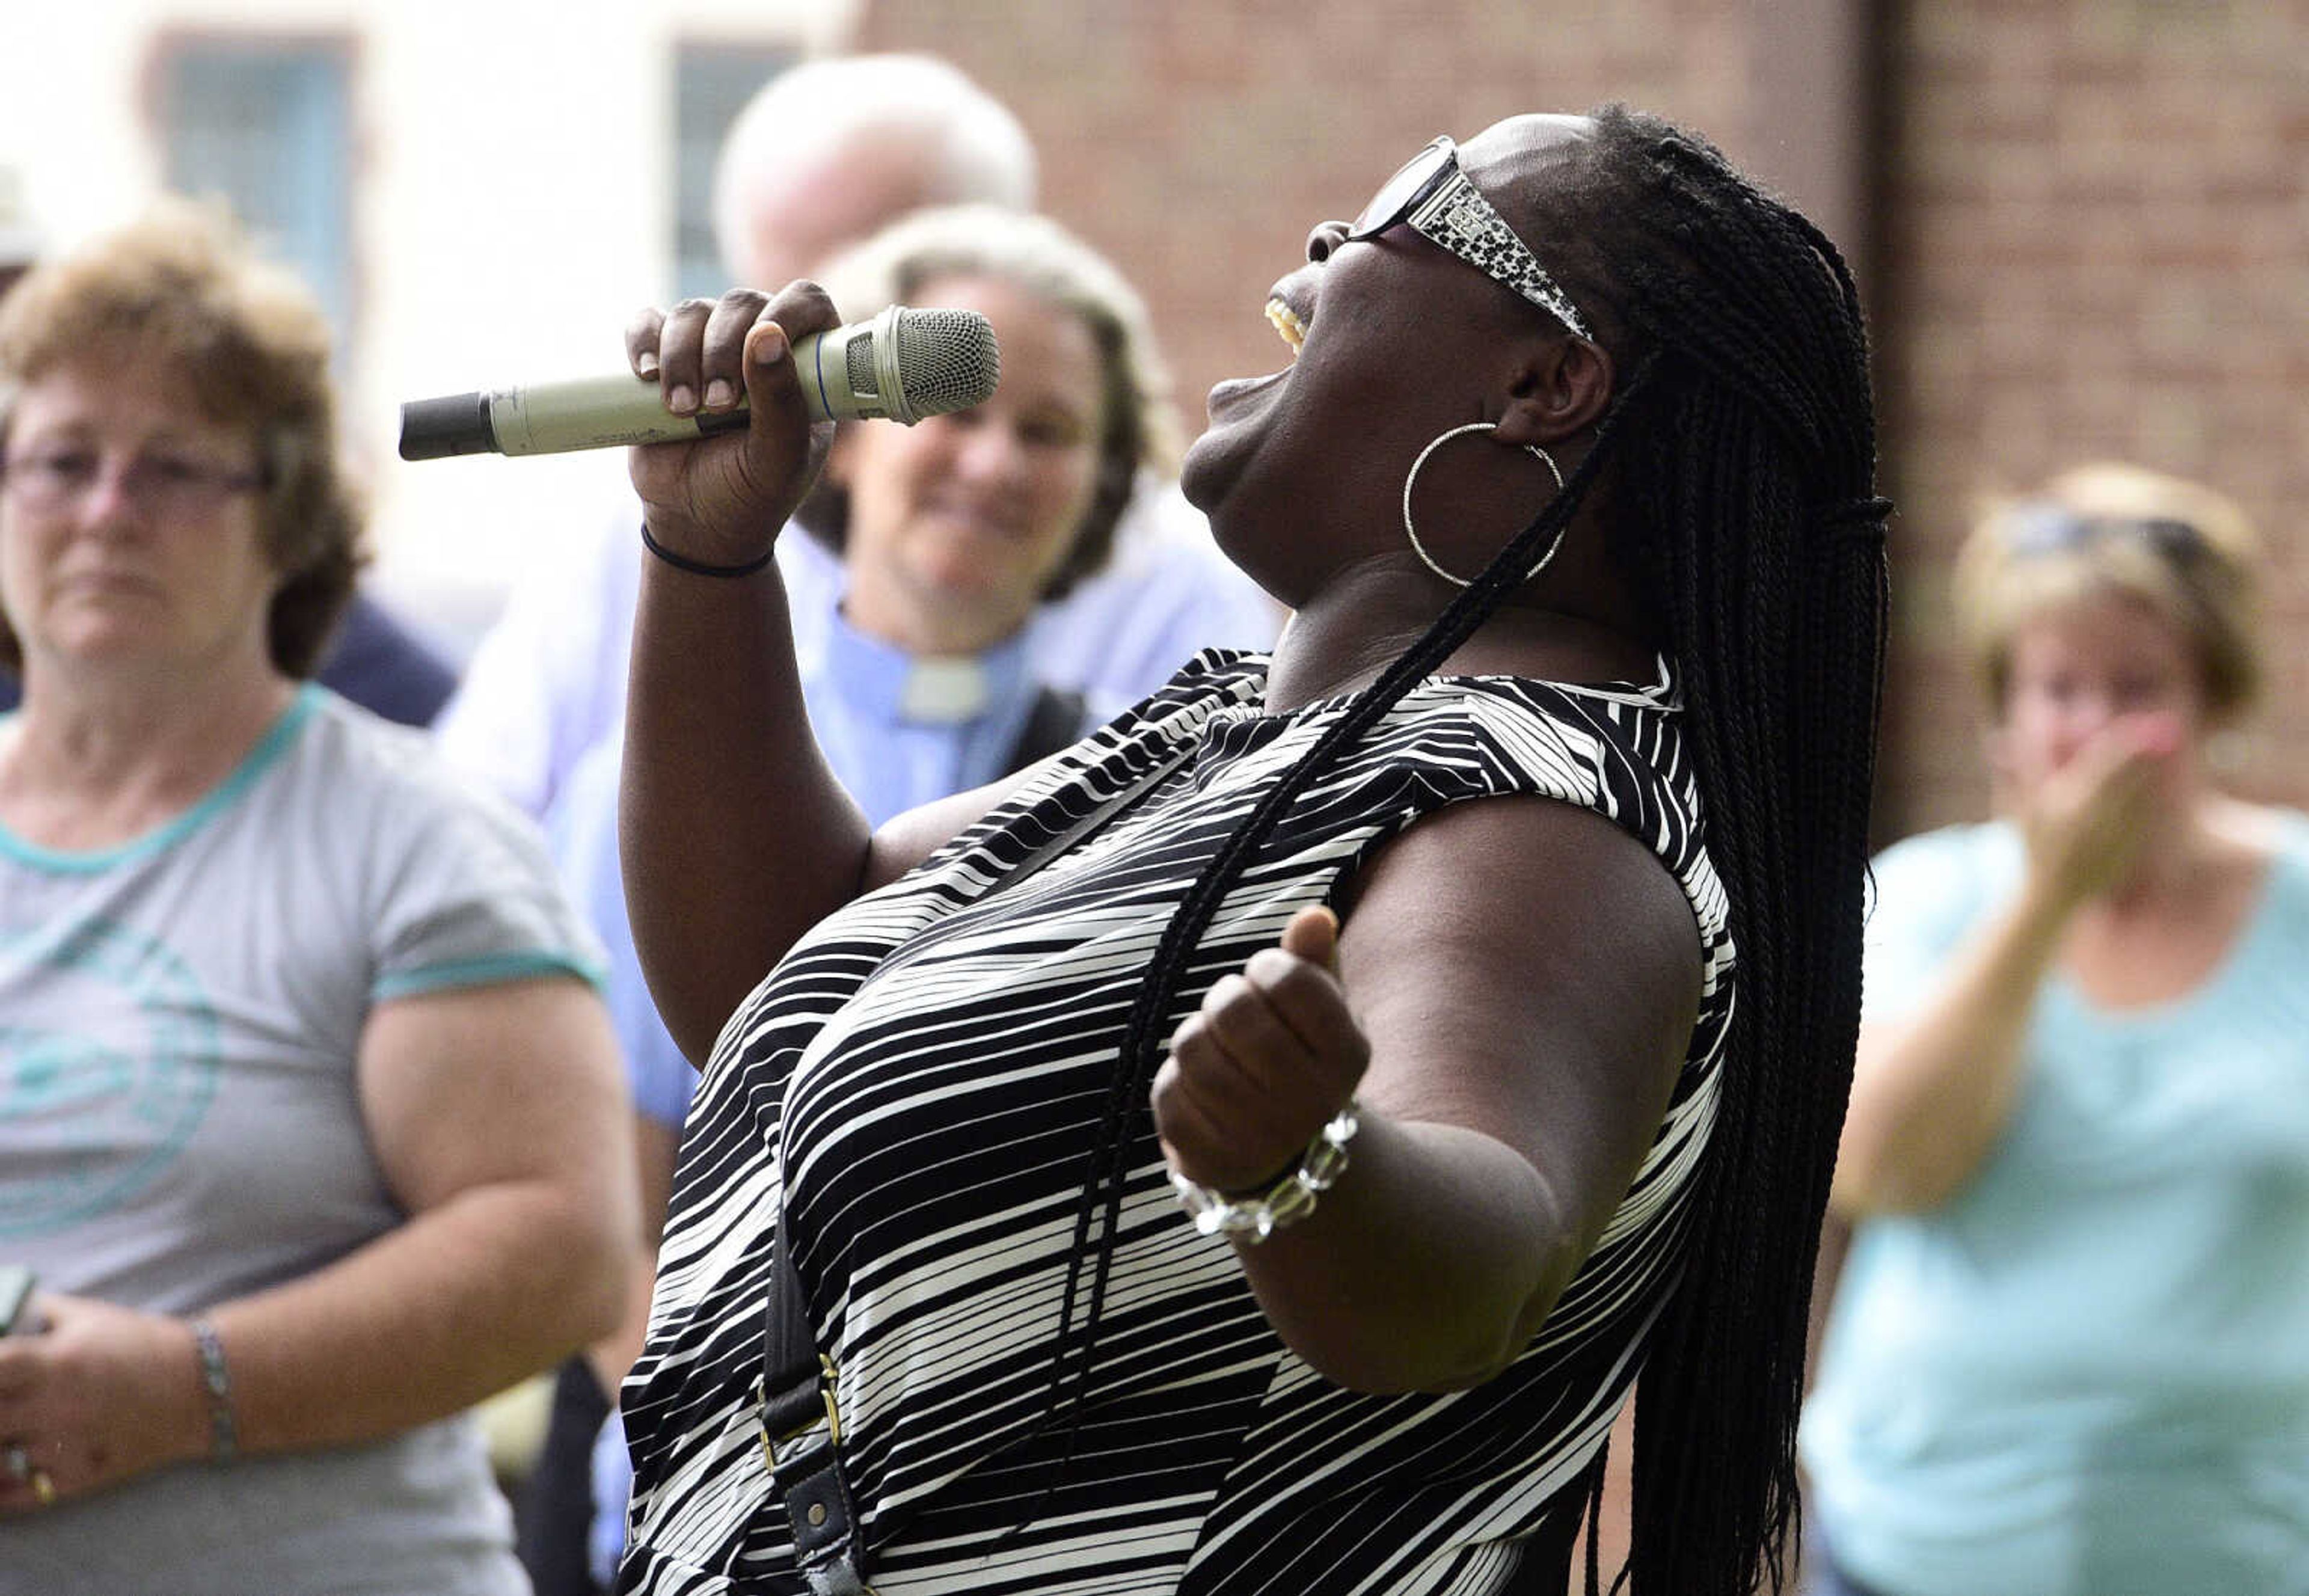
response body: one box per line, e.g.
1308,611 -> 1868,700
1346,136 -> 1592,341
2001,504 -> 2209,566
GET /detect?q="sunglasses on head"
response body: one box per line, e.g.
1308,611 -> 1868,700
1346,136 -> 1592,341
2001,503 -> 2207,565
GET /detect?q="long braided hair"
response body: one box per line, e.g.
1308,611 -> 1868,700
1040,104 -> 1888,1596
1544,106 -> 1889,1596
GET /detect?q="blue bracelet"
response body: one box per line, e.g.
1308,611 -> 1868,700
189,1319 -> 238,1462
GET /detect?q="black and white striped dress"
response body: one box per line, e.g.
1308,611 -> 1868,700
618,651 -> 1734,1596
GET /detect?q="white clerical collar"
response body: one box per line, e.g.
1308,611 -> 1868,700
824,604 -> 1031,726
897,654 -> 995,721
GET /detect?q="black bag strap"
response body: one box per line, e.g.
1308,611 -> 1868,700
759,1213 -> 870,1595
1004,685 -> 1089,774
760,1216 -> 829,1441
757,735 -> 1194,1592
983,740 -> 1194,903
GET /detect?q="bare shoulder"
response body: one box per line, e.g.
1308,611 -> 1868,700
1342,794 -> 1704,998
1337,794 -> 1703,1168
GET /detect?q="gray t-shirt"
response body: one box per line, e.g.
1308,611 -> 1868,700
1,686 -> 604,1595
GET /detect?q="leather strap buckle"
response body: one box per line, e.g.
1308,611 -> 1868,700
757,1359 -> 872,1595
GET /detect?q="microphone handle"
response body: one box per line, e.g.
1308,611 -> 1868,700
398,305 -> 913,460
494,374 -> 758,455
397,372 -> 765,460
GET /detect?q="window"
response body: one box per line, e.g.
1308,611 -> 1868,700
155,38 -> 354,351
672,45 -> 795,301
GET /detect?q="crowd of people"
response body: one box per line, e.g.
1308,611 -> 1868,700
0,45 -> 2299,1596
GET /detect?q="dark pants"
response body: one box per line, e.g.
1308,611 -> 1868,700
514,1358 -> 613,1596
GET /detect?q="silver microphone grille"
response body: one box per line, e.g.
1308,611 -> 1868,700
844,331 -> 882,403
889,307 -> 1001,419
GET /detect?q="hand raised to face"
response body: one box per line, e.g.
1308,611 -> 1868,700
1151,906 -> 1370,1199
622,281 -> 844,571
2017,710 -> 2185,913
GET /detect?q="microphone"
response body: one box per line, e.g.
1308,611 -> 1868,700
397,304 -> 999,461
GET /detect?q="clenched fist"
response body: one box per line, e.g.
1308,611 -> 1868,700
1153,906 -> 1370,1199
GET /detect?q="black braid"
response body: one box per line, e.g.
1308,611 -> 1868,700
1548,108 -> 1888,1596
1024,108 -> 1889,1596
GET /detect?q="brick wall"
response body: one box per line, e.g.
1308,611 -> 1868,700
1874,0 -> 2309,833
856,0 -> 1765,454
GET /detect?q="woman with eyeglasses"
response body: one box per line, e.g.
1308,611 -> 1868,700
608,106 -> 1887,1596
1799,464 -> 2308,1596
0,203 -> 639,1594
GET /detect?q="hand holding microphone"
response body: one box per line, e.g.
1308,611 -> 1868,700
398,299 -> 1001,459
402,284 -> 998,575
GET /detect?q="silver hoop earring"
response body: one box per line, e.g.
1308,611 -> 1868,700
1400,420 -> 1567,588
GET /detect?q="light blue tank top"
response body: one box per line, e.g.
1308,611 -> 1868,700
1801,816 -> 2309,1596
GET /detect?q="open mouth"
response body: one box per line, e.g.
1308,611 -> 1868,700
1265,297 -> 1307,355
1203,298 -> 1310,416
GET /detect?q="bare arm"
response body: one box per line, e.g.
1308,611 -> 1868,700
1829,895 -> 2064,1218
618,287 -> 1040,1061
222,977 -> 637,1447
1830,717 -> 2177,1218
617,284 -> 865,1062
1151,798 -> 1701,1393
619,539 -> 870,1062
0,978 -> 637,1508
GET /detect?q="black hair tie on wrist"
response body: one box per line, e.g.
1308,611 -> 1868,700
640,521 -> 776,579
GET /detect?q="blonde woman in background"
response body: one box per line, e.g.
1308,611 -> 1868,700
1803,464 -> 2309,1596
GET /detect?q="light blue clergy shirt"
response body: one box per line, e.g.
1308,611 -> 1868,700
545,598 -> 1064,1129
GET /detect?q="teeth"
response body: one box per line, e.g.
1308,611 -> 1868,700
1265,298 -> 1306,352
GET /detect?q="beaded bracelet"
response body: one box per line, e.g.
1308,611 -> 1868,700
1168,1102 -> 1361,1244
639,521 -> 776,579
188,1319 -> 238,1462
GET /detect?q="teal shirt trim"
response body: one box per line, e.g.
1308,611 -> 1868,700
0,686 -> 321,874
373,951 -> 607,1002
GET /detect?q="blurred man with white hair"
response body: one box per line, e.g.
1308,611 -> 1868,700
713,52 -> 1037,289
